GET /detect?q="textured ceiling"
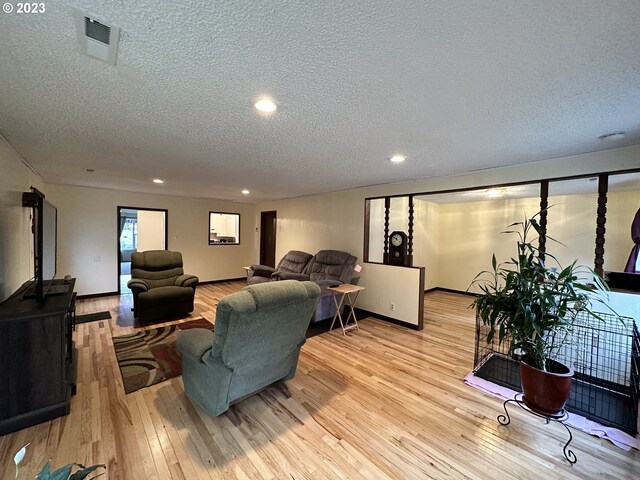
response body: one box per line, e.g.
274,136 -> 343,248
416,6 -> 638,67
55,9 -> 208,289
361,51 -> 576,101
1,1 -> 639,203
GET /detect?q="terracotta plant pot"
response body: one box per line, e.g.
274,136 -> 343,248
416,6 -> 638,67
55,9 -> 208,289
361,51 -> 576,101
520,359 -> 574,417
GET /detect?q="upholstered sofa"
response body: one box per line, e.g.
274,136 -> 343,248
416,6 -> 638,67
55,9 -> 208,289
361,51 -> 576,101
127,250 -> 199,323
273,250 -> 358,322
247,250 -> 313,285
177,280 -> 320,421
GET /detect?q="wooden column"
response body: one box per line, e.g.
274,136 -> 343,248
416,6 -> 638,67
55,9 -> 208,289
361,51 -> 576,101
538,180 -> 549,263
383,197 -> 390,264
594,174 -> 608,277
363,199 -> 371,262
407,195 -> 414,267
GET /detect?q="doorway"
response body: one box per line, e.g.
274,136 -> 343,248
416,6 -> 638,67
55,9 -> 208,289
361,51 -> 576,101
260,211 -> 277,267
118,207 -> 168,294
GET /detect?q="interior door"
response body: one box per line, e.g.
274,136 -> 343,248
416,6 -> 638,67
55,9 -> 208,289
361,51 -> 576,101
118,206 -> 168,295
260,211 -> 277,267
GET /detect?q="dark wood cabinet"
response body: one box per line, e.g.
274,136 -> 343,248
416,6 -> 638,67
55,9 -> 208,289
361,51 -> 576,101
0,278 -> 76,435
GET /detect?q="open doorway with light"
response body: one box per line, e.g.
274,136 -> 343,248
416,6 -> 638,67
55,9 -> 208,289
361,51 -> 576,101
118,207 -> 168,294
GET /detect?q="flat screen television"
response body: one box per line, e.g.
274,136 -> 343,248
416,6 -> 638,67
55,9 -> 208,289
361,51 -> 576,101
22,187 -> 58,302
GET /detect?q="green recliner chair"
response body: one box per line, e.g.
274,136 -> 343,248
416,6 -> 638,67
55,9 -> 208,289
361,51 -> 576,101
128,250 -> 199,323
176,280 -> 320,423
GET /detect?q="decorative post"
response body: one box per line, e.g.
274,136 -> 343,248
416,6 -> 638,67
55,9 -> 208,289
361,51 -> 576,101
407,195 -> 414,267
363,199 -> 371,263
538,180 -> 549,263
594,174 -> 608,277
383,197 -> 390,264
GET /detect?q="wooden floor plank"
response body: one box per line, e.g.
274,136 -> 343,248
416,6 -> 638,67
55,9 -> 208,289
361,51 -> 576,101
0,284 -> 638,479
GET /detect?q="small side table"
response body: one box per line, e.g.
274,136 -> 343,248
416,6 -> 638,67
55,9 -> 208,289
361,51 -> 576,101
328,284 -> 366,335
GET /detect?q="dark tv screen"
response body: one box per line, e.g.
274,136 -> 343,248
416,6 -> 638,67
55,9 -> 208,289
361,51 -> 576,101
41,198 -> 57,286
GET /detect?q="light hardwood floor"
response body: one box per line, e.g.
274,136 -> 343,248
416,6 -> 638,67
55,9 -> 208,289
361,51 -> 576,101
0,283 -> 638,479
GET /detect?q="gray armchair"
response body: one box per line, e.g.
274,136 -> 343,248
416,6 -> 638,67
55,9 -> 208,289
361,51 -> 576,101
177,280 -> 320,423
247,250 -> 313,285
127,250 -> 199,323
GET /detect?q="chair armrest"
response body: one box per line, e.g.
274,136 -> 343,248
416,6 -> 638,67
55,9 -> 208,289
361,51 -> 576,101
249,264 -> 277,277
316,279 -> 342,289
273,271 -> 311,281
175,274 -> 199,288
177,329 -> 214,361
127,278 -> 149,292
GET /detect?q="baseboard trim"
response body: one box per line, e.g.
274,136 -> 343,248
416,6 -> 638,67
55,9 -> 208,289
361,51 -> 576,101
77,291 -> 119,299
199,277 -> 246,285
354,308 -> 421,330
424,287 -> 478,297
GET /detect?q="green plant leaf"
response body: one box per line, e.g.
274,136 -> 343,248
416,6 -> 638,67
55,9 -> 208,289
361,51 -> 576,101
69,464 -> 106,480
49,464 -> 73,480
468,209 -> 623,367
36,461 -> 52,479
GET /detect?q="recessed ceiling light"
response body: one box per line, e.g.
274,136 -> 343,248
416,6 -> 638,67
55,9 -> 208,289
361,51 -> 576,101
153,178 -> 164,184
486,188 -> 506,198
254,98 -> 277,113
389,154 -> 406,163
241,189 -> 250,195
598,131 -> 626,141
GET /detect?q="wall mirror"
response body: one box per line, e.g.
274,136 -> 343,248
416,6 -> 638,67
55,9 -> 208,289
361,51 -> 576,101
209,212 -> 240,245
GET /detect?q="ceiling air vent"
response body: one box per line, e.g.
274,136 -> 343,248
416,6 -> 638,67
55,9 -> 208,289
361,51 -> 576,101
75,13 -> 120,66
85,18 -> 111,45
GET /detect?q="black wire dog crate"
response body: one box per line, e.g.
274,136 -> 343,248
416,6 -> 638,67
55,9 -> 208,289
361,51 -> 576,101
473,310 -> 640,435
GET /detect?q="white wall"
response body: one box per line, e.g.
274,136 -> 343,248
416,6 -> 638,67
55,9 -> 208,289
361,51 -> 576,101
46,184 -> 254,296
254,187 -> 366,264
437,196 -> 540,292
0,136 -> 44,302
137,210 -> 166,252
3,139 -> 638,303
358,263 -> 423,325
255,145 -> 640,323
368,198 -> 385,263
413,199 -> 439,290
436,190 -> 640,293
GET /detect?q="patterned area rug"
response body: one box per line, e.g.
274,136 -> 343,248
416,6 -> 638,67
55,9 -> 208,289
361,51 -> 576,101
113,318 -> 214,394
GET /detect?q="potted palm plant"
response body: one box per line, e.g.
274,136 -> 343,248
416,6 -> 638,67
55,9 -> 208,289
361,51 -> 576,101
469,212 -> 612,416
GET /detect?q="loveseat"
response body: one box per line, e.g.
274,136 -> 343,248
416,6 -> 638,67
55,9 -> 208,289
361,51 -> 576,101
247,250 -> 313,285
271,250 -> 358,322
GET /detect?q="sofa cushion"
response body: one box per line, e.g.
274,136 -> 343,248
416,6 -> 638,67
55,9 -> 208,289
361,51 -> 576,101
139,285 -> 194,304
307,250 -> 357,284
132,250 -> 184,270
277,250 -> 313,274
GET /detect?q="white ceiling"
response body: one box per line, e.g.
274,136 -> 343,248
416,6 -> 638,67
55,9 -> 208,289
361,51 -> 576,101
1,1 -> 639,203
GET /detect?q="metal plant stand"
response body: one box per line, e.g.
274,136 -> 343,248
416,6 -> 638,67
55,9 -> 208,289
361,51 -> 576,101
498,393 -> 577,464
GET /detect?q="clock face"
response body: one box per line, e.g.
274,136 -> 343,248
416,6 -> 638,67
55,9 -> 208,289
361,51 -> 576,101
391,233 -> 403,247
